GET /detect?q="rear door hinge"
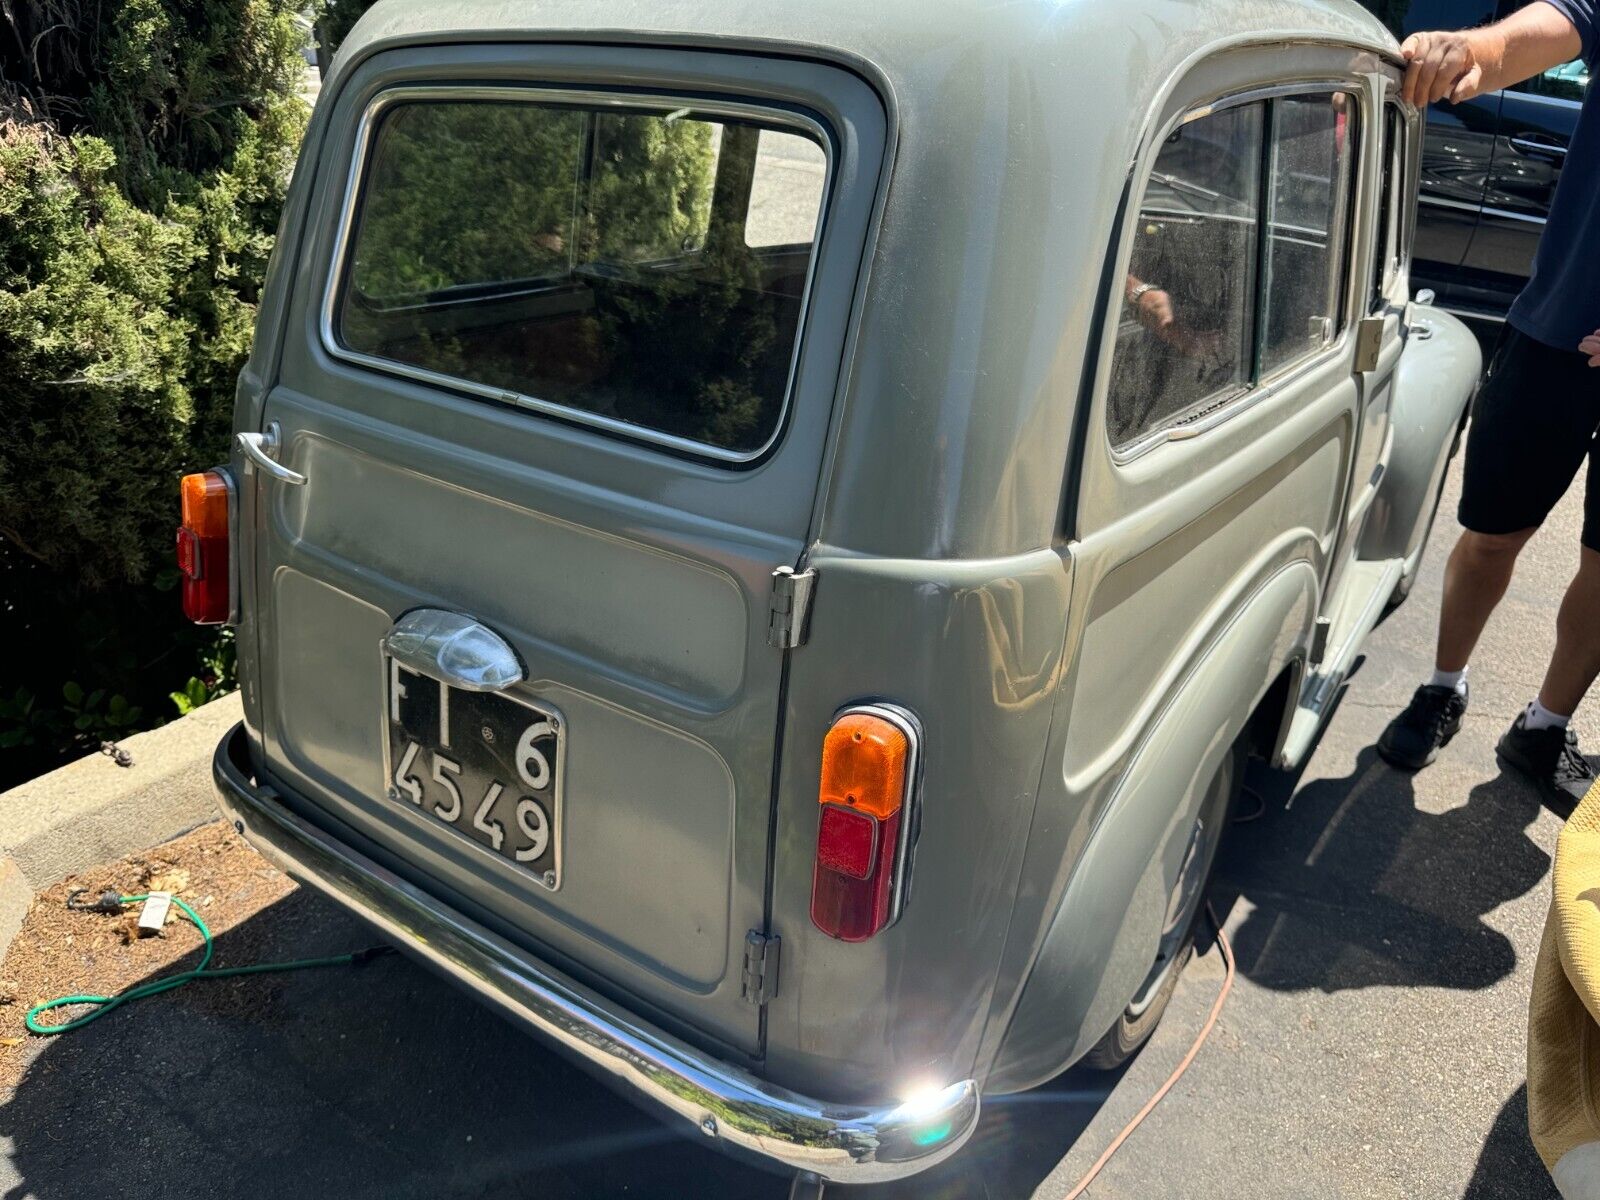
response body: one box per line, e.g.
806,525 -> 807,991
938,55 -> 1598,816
767,566 -> 816,650
741,930 -> 780,1005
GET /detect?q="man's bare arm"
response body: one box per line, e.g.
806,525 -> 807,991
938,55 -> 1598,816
1400,1 -> 1583,106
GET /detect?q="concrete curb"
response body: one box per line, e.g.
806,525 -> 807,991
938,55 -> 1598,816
0,693 -> 239,954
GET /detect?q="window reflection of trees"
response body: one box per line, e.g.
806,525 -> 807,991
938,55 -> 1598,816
338,101 -> 824,455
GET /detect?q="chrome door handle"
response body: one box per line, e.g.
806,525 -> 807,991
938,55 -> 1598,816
1509,135 -> 1567,158
237,421 -> 306,485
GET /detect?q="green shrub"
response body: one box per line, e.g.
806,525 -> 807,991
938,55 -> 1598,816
0,0 -> 310,787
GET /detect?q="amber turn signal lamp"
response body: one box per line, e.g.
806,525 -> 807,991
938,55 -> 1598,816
177,470 -> 232,625
810,708 -> 919,942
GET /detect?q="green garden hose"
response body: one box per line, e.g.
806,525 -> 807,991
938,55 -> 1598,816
26,892 -> 392,1036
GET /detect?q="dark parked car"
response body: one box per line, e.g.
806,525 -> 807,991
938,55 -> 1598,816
1363,0 -> 1589,322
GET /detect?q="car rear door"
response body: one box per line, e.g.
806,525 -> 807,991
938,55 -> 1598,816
242,44 -> 885,1055
1348,95 -> 1415,557
1412,92 -> 1500,283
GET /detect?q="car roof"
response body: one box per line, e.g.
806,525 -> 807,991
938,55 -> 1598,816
333,0 -> 1399,103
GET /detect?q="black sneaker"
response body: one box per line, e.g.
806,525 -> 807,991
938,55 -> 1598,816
1496,715 -> 1595,816
1377,683 -> 1468,769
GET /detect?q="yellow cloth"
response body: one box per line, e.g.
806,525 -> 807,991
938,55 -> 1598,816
1530,779 -> 1600,1199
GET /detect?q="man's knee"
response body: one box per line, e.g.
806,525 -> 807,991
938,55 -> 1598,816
1457,527 -> 1537,562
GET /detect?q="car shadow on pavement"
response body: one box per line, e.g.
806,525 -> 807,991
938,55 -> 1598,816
0,888 -> 781,1200
1217,744 -> 1550,996
1206,706 -> 1560,1200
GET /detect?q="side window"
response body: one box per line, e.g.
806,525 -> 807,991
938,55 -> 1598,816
335,98 -> 830,458
1108,102 -> 1263,448
1261,93 -> 1355,375
1511,57 -> 1590,101
1108,89 -> 1358,451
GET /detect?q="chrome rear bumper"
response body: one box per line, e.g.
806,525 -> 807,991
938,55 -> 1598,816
212,722 -> 979,1184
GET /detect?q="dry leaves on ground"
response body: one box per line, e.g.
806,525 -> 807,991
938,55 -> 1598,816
0,821 -> 296,1091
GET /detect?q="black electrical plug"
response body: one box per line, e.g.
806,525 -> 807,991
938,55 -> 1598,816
65,888 -> 126,914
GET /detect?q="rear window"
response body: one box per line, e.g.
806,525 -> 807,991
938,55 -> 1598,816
332,94 -> 831,459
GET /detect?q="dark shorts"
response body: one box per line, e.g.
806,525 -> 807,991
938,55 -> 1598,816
1458,327 -> 1600,551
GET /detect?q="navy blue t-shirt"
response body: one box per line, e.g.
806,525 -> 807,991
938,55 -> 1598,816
1507,0 -> 1600,350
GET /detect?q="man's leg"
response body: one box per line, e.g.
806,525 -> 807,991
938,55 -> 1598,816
1375,529 -> 1517,769
1435,527 -> 1538,673
1379,327 -> 1594,772
1537,545 -> 1600,718
1493,394 -> 1600,813
1496,544 -> 1600,812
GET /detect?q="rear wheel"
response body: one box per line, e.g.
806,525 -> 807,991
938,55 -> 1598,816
1083,742 -> 1243,1070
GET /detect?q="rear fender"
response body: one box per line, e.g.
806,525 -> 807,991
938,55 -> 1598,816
984,561 -> 1316,1093
1357,307 -> 1479,570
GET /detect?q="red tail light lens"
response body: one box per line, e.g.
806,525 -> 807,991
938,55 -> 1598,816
810,707 -> 920,942
178,470 -> 231,625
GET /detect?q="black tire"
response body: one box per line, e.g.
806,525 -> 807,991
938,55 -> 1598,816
1082,743 -> 1243,1071
1082,940 -> 1195,1070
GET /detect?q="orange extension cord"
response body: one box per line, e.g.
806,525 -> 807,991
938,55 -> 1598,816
1062,909 -> 1236,1200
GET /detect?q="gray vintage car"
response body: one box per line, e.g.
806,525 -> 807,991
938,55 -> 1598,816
185,0 -> 1482,1188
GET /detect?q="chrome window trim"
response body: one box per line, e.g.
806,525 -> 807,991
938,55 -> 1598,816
1503,82 -> 1586,110
319,85 -> 835,466
1108,79 -> 1365,464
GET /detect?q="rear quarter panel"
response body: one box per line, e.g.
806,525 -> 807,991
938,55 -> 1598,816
983,561 -> 1315,1092
762,549 -> 1073,1102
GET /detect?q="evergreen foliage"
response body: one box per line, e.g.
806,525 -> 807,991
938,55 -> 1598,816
0,0 -> 312,783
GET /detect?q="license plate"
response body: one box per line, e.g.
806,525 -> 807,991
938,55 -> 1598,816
384,658 -> 563,890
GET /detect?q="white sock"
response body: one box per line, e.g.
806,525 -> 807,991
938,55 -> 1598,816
1524,699 -> 1570,732
1430,666 -> 1468,696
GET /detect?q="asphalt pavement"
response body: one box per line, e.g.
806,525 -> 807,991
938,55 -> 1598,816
0,422 -> 1587,1199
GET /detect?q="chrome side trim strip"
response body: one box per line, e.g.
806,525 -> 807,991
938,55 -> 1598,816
212,723 -> 978,1183
1417,192 -> 1548,226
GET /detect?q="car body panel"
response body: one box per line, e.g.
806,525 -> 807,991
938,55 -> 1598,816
1469,88 -> 1577,280
245,39 -> 889,1055
1358,305 -> 1480,567
986,560 -> 1318,1092
1414,92 -> 1501,275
